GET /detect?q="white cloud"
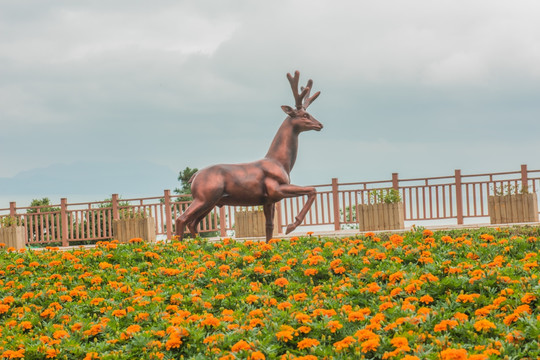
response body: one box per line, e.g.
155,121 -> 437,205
2,0 -> 540,192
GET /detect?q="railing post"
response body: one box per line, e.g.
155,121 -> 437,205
60,198 -> 69,247
454,170 -> 463,225
219,206 -> 227,237
112,194 -> 119,220
275,201 -> 283,235
521,164 -> 528,191
332,178 -> 340,231
9,202 -> 16,217
164,190 -> 172,240
392,173 -> 399,190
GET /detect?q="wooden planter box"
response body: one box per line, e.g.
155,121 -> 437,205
235,209 -> 277,238
488,193 -> 538,224
0,226 -> 26,250
357,203 -> 404,231
112,217 -> 156,243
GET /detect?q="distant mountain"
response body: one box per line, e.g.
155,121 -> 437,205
0,160 -> 178,199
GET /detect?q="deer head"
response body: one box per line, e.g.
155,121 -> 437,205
281,71 -> 323,132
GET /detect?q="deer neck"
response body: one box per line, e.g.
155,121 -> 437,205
264,118 -> 298,174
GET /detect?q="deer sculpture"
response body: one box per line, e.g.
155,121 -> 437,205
175,70 -> 323,242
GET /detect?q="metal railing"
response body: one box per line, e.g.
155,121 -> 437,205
1,165 -> 538,246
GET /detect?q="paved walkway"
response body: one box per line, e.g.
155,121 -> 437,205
23,221 -> 540,252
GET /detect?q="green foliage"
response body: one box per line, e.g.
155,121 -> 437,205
119,208 -> 150,219
369,188 -> 402,204
0,216 -> 21,227
492,183 -> 531,196
26,197 -> 60,213
174,166 -> 199,197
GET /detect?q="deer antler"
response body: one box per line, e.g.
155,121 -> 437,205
301,79 -> 320,109
287,71 -> 320,110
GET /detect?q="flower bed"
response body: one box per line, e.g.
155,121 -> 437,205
0,228 -> 539,359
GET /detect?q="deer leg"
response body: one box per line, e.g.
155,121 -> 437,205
266,183 -> 317,235
175,200 -> 212,240
263,203 -> 275,242
188,207 -> 215,238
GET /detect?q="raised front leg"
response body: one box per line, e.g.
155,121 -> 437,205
266,181 -> 317,235
262,203 -> 275,242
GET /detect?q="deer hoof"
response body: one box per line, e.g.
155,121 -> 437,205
285,224 -> 296,234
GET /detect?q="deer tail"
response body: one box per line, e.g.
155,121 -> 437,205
188,172 -> 198,184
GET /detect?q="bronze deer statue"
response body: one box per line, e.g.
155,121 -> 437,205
175,70 -> 322,242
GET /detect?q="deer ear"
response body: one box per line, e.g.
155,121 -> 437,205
281,105 -> 295,116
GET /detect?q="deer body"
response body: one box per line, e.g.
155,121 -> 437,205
176,71 -> 322,241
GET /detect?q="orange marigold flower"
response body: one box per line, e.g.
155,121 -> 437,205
83,352 -> 100,360
326,320 -> 343,333
456,293 -> 480,303
111,309 -> 127,317
125,324 -> 141,335
297,325 -> 311,334
0,304 -> 10,314
231,340 -> 252,352
304,268 -> 318,276
276,330 -> 294,342
20,321 -> 32,330
201,315 -> 221,328
434,319 -> 458,332
274,277 -> 289,287
84,323 -> 105,337
453,312 -> 469,322
468,355 -> 488,360
367,282 -> 381,293
333,336 -> 356,351
440,348 -> 468,360
249,351 -> 266,360
165,335 -> 183,350
390,336 -> 409,350
360,338 -> 380,353
521,293 -> 536,304
474,319 -> 496,332
53,329 -> 70,339
355,329 -> 378,341
390,234 -> 404,246
297,338 -> 320,349
503,313 -> 519,325
348,308 -> 370,322
422,229 -> 434,237
277,301 -> 292,310
245,295 -> 259,304
295,312 -> 311,324
46,349 -> 60,358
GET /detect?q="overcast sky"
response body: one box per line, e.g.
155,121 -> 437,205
2,0 -> 540,204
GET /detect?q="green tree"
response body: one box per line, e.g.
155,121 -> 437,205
25,198 -> 61,244
174,166 -> 198,198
